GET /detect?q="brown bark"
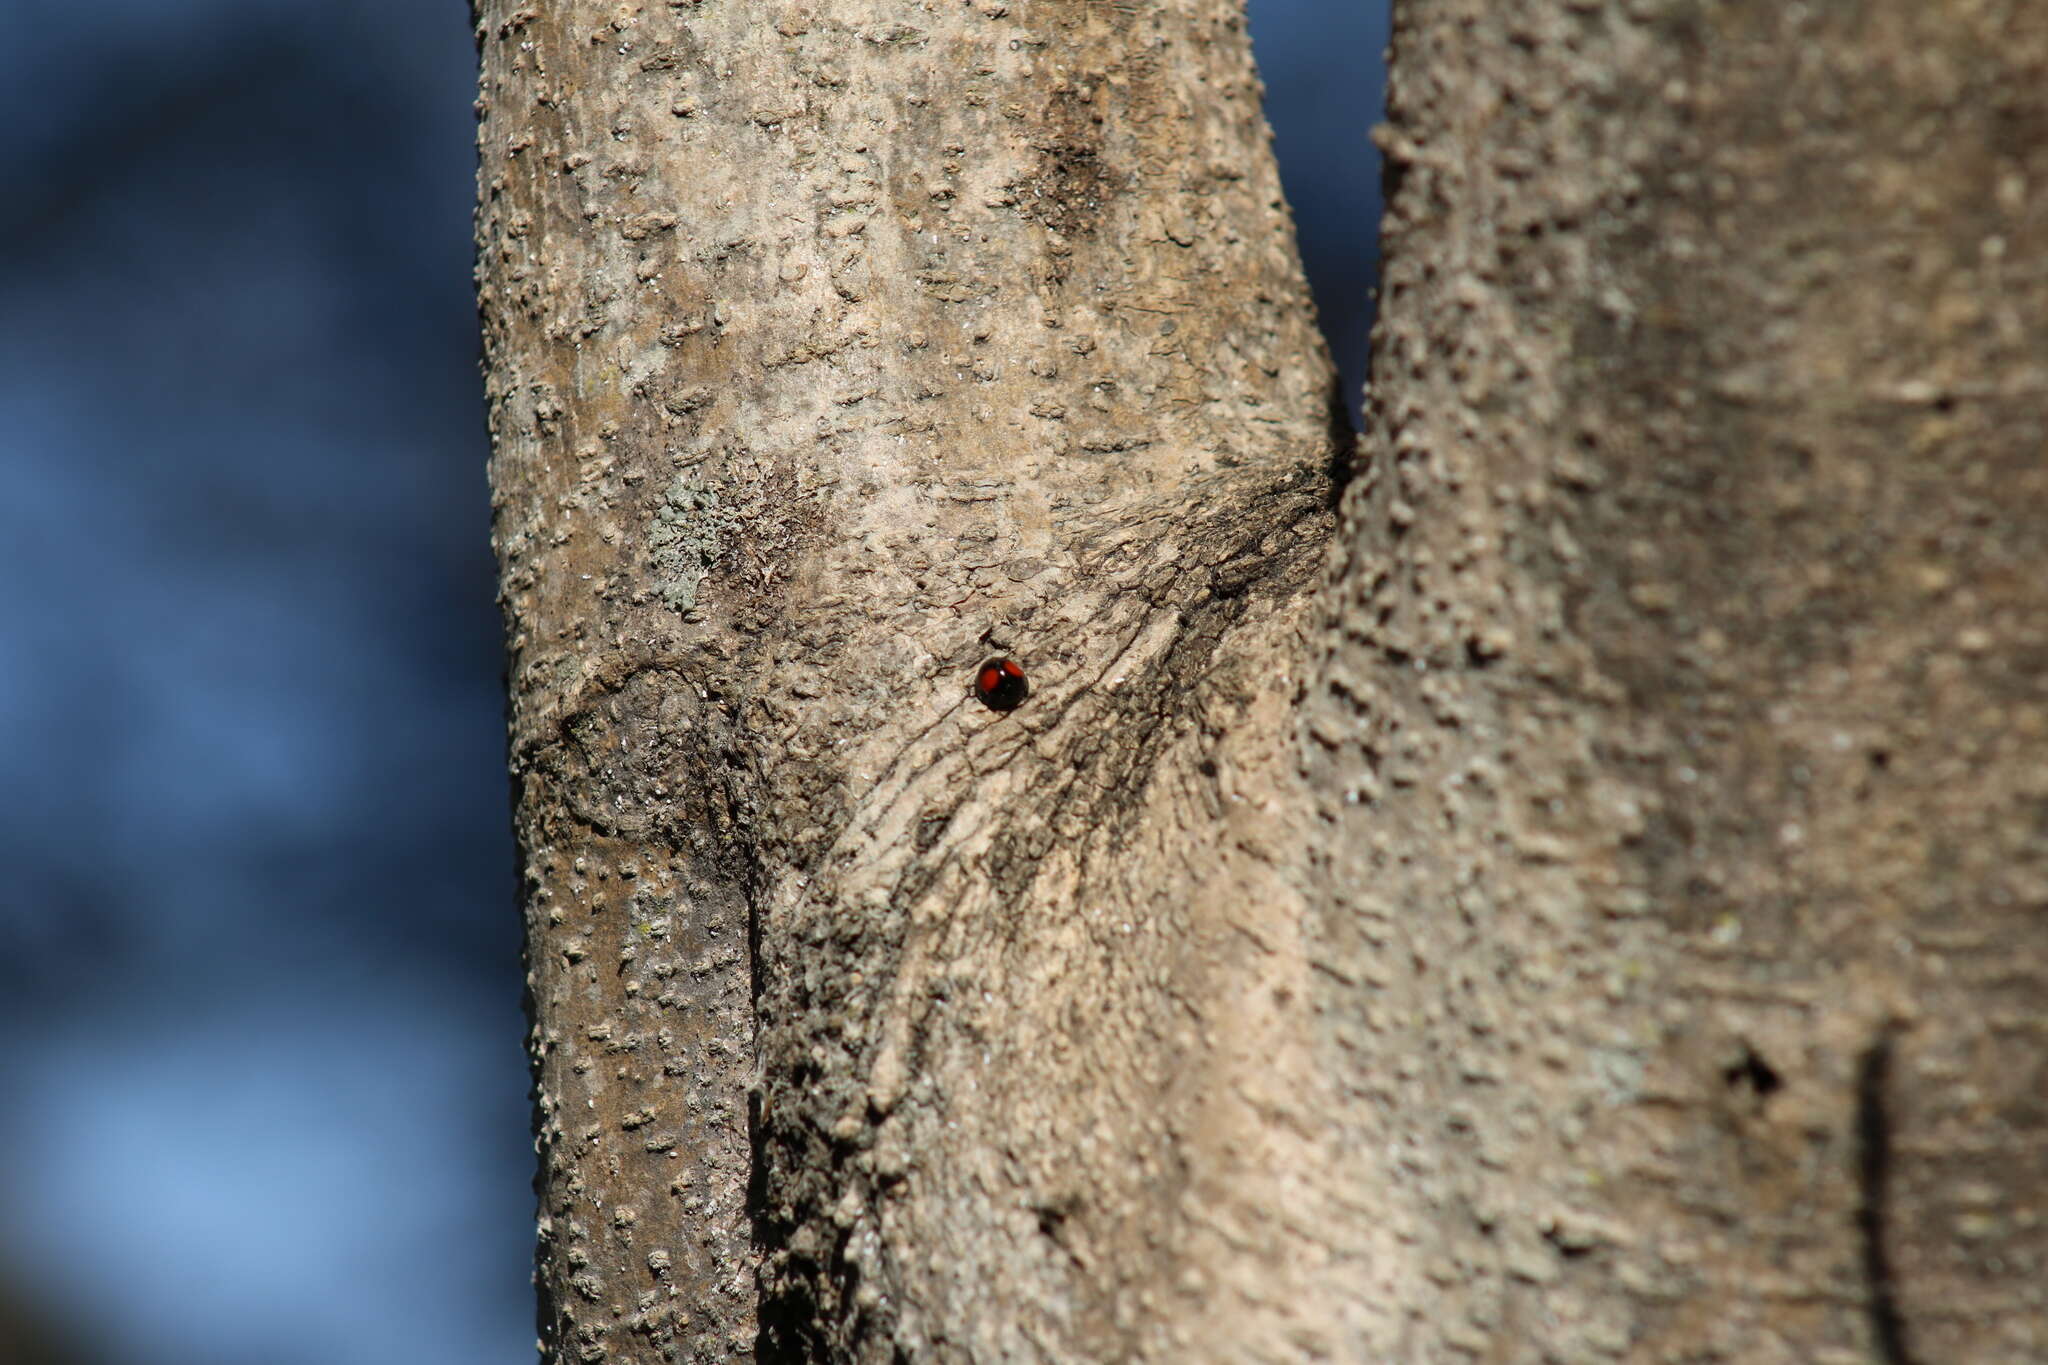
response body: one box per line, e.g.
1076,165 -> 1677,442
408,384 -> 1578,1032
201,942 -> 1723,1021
474,0 -> 1338,1359
1306,0 -> 2048,1359
477,0 -> 2048,1361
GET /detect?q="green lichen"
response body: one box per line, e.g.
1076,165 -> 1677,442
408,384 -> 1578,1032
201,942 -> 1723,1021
648,473 -> 734,611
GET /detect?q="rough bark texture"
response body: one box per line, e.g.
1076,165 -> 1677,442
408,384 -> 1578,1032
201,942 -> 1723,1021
1303,1 -> 2048,1360
480,0 -> 2048,1361
474,1 -> 1340,1360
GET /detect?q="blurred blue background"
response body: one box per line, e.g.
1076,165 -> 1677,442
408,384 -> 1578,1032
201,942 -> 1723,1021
0,2 -> 1381,1361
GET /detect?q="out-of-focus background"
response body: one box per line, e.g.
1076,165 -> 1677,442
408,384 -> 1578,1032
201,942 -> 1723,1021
0,3 -> 1382,1361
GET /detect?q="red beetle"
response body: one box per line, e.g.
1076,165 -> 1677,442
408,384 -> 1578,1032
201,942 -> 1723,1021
974,657 -> 1028,712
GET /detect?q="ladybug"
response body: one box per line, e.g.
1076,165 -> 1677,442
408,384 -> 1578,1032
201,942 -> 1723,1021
974,657 -> 1028,712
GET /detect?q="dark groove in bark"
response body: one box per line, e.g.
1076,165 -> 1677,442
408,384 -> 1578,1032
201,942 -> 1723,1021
1856,1026 -> 1917,1365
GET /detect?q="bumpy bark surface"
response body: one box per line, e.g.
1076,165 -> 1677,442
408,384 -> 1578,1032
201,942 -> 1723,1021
481,0 -> 2047,1361
1302,0 -> 2048,1359
474,1 -> 1341,1359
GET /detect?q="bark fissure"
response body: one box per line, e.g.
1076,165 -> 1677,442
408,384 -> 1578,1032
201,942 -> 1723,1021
1856,1026 -> 1917,1365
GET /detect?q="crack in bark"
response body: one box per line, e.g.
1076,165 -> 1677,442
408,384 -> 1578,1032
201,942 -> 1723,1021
1856,1025 -> 1917,1365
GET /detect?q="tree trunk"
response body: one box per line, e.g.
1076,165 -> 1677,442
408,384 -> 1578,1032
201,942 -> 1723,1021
475,0 -> 1340,1359
475,1 -> 2047,1362
1313,1 -> 2048,1360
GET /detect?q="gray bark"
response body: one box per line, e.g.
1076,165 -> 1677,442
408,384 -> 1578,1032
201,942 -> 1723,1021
1309,1 -> 2048,1359
475,0 -> 1337,1359
476,0 -> 2048,1361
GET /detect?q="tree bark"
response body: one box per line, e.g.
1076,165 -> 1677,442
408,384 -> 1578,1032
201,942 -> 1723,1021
475,0 -> 1339,1359
1310,1 -> 2048,1360
476,0 -> 2048,1361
